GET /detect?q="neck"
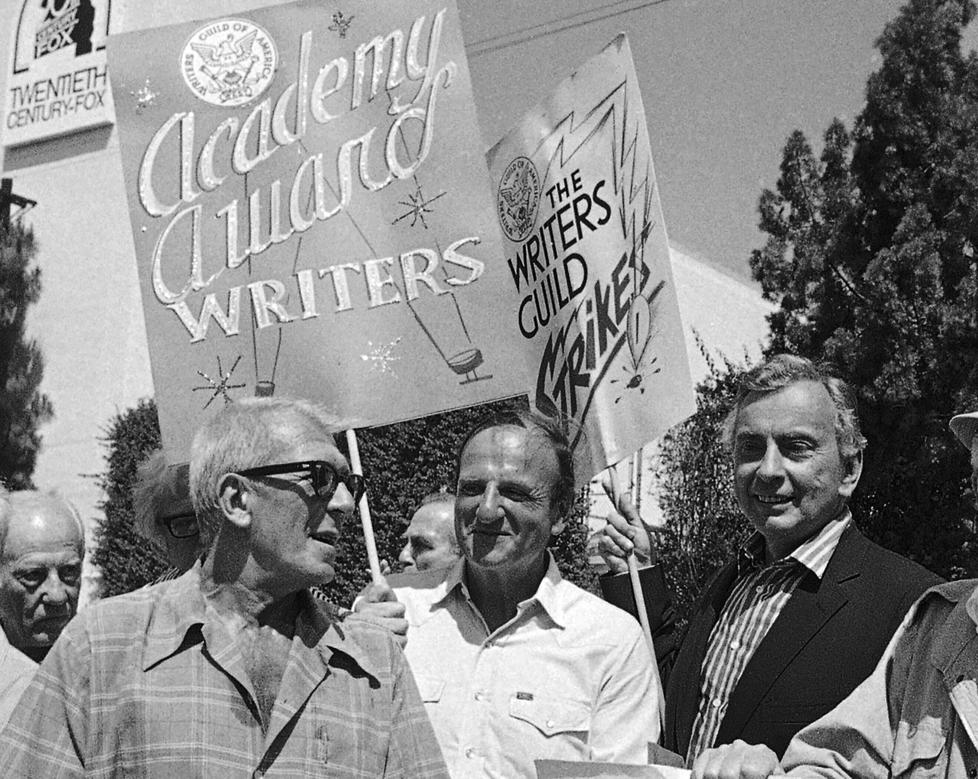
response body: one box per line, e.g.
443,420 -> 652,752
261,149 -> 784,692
465,553 -> 548,633
20,645 -> 48,663
199,554 -> 300,635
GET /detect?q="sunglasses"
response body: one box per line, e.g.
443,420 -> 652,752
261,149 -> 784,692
158,512 -> 199,539
237,460 -> 366,504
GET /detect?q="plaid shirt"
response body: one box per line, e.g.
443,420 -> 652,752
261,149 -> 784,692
686,514 -> 851,762
0,565 -> 448,778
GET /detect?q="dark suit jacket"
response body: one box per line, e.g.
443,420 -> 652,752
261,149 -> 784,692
602,523 -> 942,759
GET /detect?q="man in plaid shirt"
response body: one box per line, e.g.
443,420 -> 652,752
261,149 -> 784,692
0,397 -> 448,777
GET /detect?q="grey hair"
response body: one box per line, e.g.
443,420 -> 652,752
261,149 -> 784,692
189,396 -> 350,546
133,449 -> 190,547
722,354 -> 868,458
415,490 -> 459,553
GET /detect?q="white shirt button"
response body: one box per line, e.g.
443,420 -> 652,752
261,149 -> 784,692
465,747 -> 476,759
729,640 -> 741,650
474,691 -> 485,701
711,698 -> 722,708
546,719 -> 555,728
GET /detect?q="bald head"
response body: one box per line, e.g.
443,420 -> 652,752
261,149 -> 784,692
0,491 -> 84,657
399,494 -> 460,572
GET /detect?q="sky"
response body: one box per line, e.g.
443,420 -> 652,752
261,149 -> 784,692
456,0 -> 906,282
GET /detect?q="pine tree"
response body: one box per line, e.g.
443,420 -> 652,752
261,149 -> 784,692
0,220 -> 53,489
752,0 -> 978,577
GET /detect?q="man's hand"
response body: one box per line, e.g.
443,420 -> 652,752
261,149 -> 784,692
352,579 -> 408,646
595,493 -> 654,575
691,740 -> 784,779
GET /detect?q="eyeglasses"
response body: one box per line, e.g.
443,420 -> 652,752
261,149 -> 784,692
237,460 -> 366,504
158,512 -> 199,539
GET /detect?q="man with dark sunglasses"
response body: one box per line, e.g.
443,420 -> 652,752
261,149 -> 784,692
0,397 -> 448,777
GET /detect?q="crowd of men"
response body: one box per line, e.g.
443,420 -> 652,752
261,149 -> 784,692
0,352 -> 973,777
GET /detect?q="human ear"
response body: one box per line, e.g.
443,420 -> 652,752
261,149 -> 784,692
838,449 -> 863,497
217,474 -> 253,530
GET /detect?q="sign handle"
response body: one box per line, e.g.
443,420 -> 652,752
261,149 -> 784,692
345,428 -> 383,585
601,460 -> 654,655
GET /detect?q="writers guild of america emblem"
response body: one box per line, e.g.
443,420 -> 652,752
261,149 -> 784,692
497,156 -> 541,242
181,19 -> 277,107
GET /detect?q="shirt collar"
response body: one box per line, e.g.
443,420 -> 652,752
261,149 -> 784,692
441,553 -> 568,629
738,511 -> 852,581
967,584 -> 978,629
141,563 -> 380,682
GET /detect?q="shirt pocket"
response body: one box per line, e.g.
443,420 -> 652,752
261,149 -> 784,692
890,722 -> 948,778
508,694 -> 592,738
413,674 -> 446,703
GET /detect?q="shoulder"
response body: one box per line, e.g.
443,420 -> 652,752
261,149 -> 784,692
64,584 -> 164,640
838,526 -> 943,592
554,578 -> 646,643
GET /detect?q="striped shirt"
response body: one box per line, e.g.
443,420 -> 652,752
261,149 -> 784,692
685,514 -> 851,762
0,565 -> 449,777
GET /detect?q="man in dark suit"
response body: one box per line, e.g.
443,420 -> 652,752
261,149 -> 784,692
598,354 -> 942,762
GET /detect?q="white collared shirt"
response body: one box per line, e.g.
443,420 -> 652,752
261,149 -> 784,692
390,554 -> 662,778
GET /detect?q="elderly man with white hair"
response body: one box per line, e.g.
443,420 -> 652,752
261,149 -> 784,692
0,397 -> 448,777
0,490 -> 85,729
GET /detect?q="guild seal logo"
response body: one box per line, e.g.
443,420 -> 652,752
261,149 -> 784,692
496,156 -> 541,242
181,19 -> 277,107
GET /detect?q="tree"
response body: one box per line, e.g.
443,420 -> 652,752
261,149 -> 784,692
751,0 -> 978,578
0,220 -> 53,489
92,398 -> 596,606
654,345 -> 752,629
90,399 -> 169,597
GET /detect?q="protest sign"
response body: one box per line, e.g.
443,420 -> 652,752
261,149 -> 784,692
487,35 -> 694,481
536,760 -> 691,779
109,0 -> 528,459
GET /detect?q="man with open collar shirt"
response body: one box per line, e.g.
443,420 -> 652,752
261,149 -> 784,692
355,409 -> 662,777
597,354 -> 942,762
0,397 -> 448,777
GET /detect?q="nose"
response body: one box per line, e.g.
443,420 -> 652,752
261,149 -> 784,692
327,481 -> 357,518
399,542 -> 413,567
756,441 -> 784,481
40,570 -> 70,608
475,483 -> 503,524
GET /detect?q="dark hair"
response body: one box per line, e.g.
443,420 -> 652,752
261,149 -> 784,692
455,408 -> 576,518
723,354 -> 867,458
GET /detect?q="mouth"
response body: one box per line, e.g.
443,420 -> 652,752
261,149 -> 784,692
308,529 -> 339,545
754,494 -> 792,506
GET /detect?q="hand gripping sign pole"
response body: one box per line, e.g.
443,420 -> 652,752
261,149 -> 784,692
345,429 -> 384,585
600,450 -> 654,655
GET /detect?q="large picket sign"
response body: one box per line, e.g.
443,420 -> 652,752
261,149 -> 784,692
487,35 -> 695,481
109,0 -> 529,460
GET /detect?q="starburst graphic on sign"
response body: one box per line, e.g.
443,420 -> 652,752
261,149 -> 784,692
131,79 -> 157,113
361,338 -> 402,376
192,355 -> 246,409
392,179 -> 447,229
328,11 -> 355,38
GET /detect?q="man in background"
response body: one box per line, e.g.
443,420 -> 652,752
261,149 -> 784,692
399,491 -> 459,572
133,449 -> 200,574
0,490 -> 84,728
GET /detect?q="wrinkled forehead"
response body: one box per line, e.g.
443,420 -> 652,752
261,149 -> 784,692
3,504 -> 84,560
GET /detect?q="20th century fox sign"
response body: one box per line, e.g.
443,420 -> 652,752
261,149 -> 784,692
4,0 -> 115,147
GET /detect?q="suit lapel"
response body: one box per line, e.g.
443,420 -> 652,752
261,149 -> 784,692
714,525 -> 867,746
667,561 -> 739,755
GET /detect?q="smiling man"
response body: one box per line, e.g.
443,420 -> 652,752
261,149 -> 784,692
356,409 -> 661,777
0,397 -> 448,777
0,491 -> 84,729
598,354 -> 941,762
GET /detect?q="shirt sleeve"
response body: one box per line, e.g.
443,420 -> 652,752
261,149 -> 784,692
782,603 -> 923,779
0,622 -> 91,777
588,620 -> 663,765
383,636 -> 451,778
